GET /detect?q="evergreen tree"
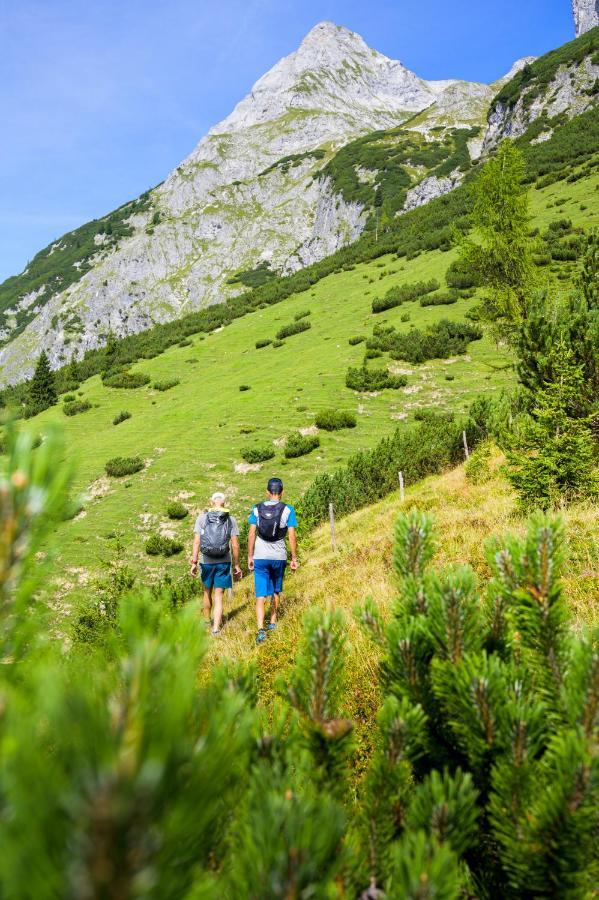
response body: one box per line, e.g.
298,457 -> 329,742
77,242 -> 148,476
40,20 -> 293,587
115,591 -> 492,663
507,340 -> 598,508
28,350 -> 57,411
457,141 -> 536,339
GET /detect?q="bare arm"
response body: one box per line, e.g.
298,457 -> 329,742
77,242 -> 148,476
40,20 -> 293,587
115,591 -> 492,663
190,533 -> 201,576
231,536 -> 242,577
247,524 -> 256,571
288,527 -> 298,570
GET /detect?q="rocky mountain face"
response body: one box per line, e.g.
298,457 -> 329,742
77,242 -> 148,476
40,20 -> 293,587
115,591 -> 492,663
0,22 -> 506,383
0,16 -> 596,383
573,0 -> 599,35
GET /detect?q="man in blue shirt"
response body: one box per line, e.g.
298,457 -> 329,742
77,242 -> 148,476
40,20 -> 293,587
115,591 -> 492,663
248,477 -> 298,645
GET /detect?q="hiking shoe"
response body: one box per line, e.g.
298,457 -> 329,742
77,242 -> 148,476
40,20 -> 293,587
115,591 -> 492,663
267,622 -> 277,631
256,628 -> 267,645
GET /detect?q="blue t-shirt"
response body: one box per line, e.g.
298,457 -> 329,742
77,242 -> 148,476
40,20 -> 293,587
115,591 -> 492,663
249,501 -> 297,560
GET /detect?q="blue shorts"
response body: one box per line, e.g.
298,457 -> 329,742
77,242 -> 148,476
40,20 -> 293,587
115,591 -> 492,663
200,562 -> 232,589
253,559 -> 287,598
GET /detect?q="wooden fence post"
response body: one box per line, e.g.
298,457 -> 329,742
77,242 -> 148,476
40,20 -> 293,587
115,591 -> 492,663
463,430 -> 470,459
399,470 -> 405,502
329,502 -> 337,552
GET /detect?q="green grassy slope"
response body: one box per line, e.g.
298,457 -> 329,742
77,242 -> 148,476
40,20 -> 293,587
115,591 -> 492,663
13,167 -> 598,620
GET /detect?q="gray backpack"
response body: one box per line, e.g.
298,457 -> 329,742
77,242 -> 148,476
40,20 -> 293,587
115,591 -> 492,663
202,510 -> 232,557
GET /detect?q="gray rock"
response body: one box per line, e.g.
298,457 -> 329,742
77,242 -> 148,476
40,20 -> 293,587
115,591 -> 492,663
572,0 -> 599,35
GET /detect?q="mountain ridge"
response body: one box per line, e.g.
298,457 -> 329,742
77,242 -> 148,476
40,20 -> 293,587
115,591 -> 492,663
0,15 -> 596,384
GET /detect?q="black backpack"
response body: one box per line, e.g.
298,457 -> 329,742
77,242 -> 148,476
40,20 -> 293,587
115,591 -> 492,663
256,501 -> 287,542
201,510 -> 232,557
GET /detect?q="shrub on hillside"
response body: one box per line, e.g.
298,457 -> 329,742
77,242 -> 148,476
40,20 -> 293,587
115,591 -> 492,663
242,445 -> 275,464
112,410 -> 131,425
272,339 -> 285,348
255,338 -> 272,349
275,320 -> 311,340
294,310 -> 311,321
464,441 -> 493,484
239,384 -> 251,392
372,279 -> 439,313
145,534 -> 184,556
419,290 -> 459,307
315,410 -> 357,431
445,258 -> 478,289
367,320 -> 482,364
105,456 -> 144,477
345,367 -> 407,392
103,371 -> 150,389
284,432 -> 320,459
166,501 -> 189,520
153,379 -> 180,392
63,394 -> 76,403
349,335 -> 366,346
63,400 -> 92,417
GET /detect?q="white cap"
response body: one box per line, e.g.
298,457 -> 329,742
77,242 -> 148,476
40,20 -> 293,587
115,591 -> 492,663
211,491 -> 226,503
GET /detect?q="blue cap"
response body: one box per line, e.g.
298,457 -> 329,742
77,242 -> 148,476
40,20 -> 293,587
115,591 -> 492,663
267,477 -> 283,494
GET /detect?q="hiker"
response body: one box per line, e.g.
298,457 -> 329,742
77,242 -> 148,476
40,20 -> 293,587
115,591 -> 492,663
190,492 -> 242,636
247,477 -> 298,645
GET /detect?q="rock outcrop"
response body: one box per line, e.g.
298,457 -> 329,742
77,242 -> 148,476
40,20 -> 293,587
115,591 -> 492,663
572,0 -> 599,35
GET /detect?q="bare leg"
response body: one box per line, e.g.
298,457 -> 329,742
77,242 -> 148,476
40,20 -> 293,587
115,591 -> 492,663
212,588 -> 224,631
256,596 -> 271,630
203,588 -> 213,623
269,592 -> 281,624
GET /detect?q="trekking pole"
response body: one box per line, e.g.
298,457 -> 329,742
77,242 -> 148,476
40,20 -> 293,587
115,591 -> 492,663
399,471 -> 405,503
462,430 -> 470,460
329,502 -> 337,552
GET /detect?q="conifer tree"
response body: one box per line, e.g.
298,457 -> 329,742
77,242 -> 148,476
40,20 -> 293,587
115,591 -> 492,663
28,350 -> 57,411
457,141 -> 536,339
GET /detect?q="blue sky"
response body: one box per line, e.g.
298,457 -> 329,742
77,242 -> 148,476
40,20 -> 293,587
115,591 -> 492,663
0,0 -> 574,282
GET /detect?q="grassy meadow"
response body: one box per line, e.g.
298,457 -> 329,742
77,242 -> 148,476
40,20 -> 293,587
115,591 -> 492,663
9,169 -> 599,623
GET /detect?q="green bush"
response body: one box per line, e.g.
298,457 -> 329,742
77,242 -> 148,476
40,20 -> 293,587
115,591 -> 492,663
103,371 -> 150,389
419,290 -> 459,307
255,338 -> 272,349
272,339 -> 285,348
275,320 -> 311,340
294,310 -> 311,321
112,410 -> 131,425
445,258 -> 478,289
63,393 -> 76,402
63,400 -> 92,417
372,279 -> 439,313
345,367 -> 407,392
239,384 -> 251,392
284,432 -> 320,459
105,456 -> 144,477
315,410 -> 357,431
153,378 -> 180,392
349,335 -> 366,346
241,445 -> 275,464
464,441 -> 493,484
166,501 -> 189,520
145,534 -> 184,556
367,320 -> 482,364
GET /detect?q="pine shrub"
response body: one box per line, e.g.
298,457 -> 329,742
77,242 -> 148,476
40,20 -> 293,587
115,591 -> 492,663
63,399 -> 92,416
284,432 -> 320,459
294,309 -> 311,321
112,410 -> 132,425
241,446 -> 275,464
372,279 -> 439,313
255,338 -> 272,349
419,290 -> 459,307
345,366 -> 407,391
239,384 -> 251,392
315,410 -> 357,431
153,378 -> 180,392
349,335 -> 366,346
166,501 -> 188,520
103,371 -> 150,389
145,534 -> 184,556
105,456 -> 144,477
275,320 -> 311,340
63,393 -> 76,402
